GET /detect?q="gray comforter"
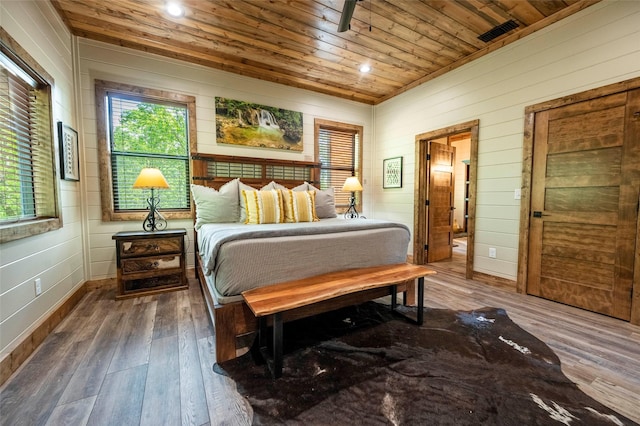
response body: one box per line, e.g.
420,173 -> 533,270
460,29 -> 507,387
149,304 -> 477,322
197,218 -> 411,302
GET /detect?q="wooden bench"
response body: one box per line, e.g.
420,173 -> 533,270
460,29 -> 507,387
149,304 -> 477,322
242,263 -> 436,378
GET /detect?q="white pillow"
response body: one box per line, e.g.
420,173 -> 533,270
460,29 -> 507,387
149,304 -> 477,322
292,182 -> 309,191
272,181 -> 307,191
308,185 -> 337,218
265,181 -> 287,190
191,179 -> 240,230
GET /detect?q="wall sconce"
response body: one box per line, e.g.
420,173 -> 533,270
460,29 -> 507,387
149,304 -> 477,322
342,176 -> 363,219
133,167 -> 169,232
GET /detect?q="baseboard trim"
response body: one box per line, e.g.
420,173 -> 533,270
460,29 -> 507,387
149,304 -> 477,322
85,277 -> 116,291
0,283 -> 88,386
472,271 -> 517,290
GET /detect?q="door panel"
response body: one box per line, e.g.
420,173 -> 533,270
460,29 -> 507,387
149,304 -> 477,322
427,142 -> 455,263
527,90 -> 640,320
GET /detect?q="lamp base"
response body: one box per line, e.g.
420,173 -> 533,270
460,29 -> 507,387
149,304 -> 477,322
142,191 -> 167,232
344,193 -> 359,219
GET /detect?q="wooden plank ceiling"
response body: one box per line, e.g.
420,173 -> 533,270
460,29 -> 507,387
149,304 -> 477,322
51,0 -> 599,105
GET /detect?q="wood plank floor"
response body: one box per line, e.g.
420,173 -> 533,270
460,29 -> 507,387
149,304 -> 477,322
1,265 -> 639,425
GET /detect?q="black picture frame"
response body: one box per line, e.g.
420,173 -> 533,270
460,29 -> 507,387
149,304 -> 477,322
383,156 -> 403,188
58,121 -> 79,181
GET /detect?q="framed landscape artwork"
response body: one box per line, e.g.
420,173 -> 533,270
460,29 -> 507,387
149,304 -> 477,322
383,157 -> 403,188
215,97 -> 303,152
58,122 -> 80,181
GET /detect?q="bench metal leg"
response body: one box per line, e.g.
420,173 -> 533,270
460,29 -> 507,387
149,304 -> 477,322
392,277 -> 425,325
417,276 -> 424,325
258,316 -> 267,349
272,312 -> 283,378
391,285 -> 398,310
258,313 -> 283,379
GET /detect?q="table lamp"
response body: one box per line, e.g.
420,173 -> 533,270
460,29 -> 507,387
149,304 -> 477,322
342,176 -> 363,219
133,167 -> 169,231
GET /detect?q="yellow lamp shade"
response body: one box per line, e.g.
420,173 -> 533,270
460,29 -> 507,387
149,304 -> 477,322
342,176 -> 363,192
133,168 -> 170,189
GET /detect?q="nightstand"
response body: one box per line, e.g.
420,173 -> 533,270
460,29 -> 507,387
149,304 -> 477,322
112,229 -> 188,299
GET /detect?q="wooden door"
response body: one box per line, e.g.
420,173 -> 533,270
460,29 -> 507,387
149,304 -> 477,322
527,89 -> 640,320
427,142 -> 455,262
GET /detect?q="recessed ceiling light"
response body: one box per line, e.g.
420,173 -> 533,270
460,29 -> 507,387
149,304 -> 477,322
166,2 -> 184,17
359,64 -> 371,73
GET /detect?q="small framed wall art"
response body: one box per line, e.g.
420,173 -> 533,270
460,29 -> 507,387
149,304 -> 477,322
58,121 -> 80,181
383,156 -> 403,189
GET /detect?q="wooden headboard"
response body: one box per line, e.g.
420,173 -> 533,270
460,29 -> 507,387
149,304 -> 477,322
190,153 -> 321,190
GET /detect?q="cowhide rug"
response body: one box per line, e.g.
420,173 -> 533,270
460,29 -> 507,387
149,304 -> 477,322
214,302 -> 636,425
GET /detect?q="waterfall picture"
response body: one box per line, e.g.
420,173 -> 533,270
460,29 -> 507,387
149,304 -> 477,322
215,97 -> 303,151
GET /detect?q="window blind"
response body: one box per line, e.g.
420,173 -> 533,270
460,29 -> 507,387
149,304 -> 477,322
107,94 -> 190,211
318,126 -> 360,207
0,57 -> 55,224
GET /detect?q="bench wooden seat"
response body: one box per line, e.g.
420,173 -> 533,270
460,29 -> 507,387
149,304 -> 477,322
242,263 -> 436,378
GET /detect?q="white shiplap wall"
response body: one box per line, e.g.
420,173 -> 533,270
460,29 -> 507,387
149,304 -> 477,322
372,1 -> 640,280
78,40 -> 373,280
0,2 -> 83,356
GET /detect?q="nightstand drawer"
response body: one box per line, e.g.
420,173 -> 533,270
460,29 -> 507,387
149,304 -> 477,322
120,237 -> 182,258
123,273 -> 184,293
122,255 -> 181,274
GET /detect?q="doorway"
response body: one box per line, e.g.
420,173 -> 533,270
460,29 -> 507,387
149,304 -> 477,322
414,120 -> 479,279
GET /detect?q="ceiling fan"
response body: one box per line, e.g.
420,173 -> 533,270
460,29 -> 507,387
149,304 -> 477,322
338,0 -> 360,32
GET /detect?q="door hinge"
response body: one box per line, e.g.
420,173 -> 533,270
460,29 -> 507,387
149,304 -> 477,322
424,244 -> 429,250
425,200 -> 430,206
426,154 -> 431,160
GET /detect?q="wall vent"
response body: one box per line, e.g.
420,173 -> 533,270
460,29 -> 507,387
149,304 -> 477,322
478,20 -> 519,43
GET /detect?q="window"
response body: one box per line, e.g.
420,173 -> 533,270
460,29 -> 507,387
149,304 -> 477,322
314,119 -> 363,211
0,31 -> 60,243
95,81 -> 196,221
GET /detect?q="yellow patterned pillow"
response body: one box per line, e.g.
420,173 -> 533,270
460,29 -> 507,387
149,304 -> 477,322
280,189 -> 319,223
242,189 -> 284,224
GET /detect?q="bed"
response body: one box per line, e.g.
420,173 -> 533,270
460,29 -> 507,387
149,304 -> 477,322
191,153 -> 414,362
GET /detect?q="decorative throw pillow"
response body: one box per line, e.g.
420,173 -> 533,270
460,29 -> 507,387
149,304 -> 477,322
239,181 -> 291,222
190,180 -> 240,230
238,181 -> 258,223
280,189 -> 319,223
242,189 -> 285,224
308,185 -> 337,218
